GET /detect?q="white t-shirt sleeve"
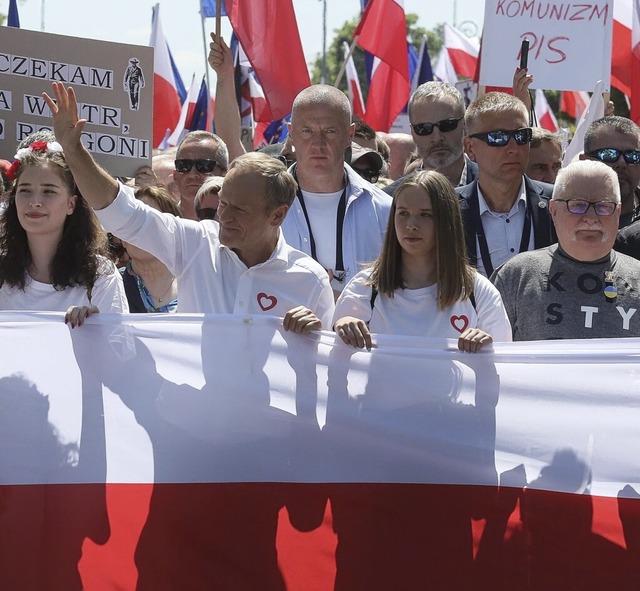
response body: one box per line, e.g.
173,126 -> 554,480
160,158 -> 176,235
90,258 -> 129,313
332,269 -> 374,328
472,273 -> 512,342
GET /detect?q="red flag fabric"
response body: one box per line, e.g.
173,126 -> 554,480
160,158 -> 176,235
150,4 -> 181,148
560,91 -> 590,122
342,42 -> 365,118
225,0 -> 310,121
355,0 -> 410,132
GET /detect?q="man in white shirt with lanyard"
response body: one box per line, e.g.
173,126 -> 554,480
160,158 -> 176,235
284,85 -> 392,297
43,82 -> 334,332
458,92 -> 556,277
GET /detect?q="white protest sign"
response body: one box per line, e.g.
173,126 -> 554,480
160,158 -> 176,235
0,27 -> 153,177
479,0 -> 613,91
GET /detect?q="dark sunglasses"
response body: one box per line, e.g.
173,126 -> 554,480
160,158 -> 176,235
196,207 -> 218,221
554,198 -> 618,216
175,159 -> 224,174
587,148 -> 640,165
411,116 -> 463,136
469,127 -> 533,147
354,168 -> 380,184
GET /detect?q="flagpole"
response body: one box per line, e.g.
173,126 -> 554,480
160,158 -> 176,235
216,0 -> 222,39
334,36 -> 359,88
200,0 -> 213,122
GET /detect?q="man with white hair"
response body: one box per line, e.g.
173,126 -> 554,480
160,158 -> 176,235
492,160 -> 640,340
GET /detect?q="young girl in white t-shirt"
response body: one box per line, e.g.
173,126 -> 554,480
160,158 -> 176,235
333,170 -> 511,351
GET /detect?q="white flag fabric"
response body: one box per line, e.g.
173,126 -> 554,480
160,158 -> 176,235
0,312 -> 638,589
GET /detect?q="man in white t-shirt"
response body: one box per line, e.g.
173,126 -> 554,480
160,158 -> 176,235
44,82 -> 334,332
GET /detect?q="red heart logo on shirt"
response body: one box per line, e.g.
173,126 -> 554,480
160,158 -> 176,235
257,292 -> 277,311
450,315 -> 469,334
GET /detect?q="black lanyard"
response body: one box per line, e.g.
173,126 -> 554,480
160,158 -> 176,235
293,167 -> 348,271
471,192 -> 532,277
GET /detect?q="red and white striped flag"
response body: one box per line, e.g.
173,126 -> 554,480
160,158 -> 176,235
443,23 -> 479,80
1,313 -> 640,589
560,91 -> 590,122
343,41 -> 366,118
534,89 -> 559,132
150,4 -> 181,149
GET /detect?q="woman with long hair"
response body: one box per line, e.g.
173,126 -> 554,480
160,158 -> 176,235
120,185 -> 181,313
333,170 -> 511,350
0,140 -> 128,323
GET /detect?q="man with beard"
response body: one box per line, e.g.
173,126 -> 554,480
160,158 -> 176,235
384,81 -> 477,195
493,160 -> 640,339
458,92 -> 555,277
581,116 -> 640,229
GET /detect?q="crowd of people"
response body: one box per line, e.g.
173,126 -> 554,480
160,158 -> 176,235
1,33 -> 640,588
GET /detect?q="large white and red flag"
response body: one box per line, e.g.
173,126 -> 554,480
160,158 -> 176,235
150,4 -> 182,149
1,313 -> 639,589
224,0 -> 309,121
560,91 -> 590,122
534,89 -> 559,132
443,22 -> 479,80
342,41 -> 366,118
355,0 -> 410,132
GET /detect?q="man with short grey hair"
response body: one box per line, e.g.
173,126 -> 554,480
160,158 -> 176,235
493,159 -> 640,340
384,81 -> 477,195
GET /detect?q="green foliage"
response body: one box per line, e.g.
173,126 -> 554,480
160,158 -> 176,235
310,13 -> 444,99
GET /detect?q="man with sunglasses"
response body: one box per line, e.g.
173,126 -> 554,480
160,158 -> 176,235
173,130 -> 229,221
493,160 -> 640,339
581,116 -> 640,229
383,81 -> 478,196
459,92 -> 555,277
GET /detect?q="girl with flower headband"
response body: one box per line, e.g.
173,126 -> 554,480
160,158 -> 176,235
0,140 -> 128,321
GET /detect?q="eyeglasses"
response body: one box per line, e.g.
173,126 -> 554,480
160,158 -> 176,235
469,127 -> 533,147
196,207 -> 217,221
554,198 -> 618,216
411,116 -> 463,136
174,159 -> 226,174
354,168 -> 380,184
586,148 -> 640,165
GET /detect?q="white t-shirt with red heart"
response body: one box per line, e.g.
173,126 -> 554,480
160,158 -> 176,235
333,270 -> 512,343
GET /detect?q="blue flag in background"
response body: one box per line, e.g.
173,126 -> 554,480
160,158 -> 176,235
413,36 -> 434,89
189,77 -> 211,132
264,116 -> 290,145
8,0 -> 20,27
168,46 -> 187,104
201,0 -> 227,17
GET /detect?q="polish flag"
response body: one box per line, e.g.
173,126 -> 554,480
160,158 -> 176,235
611,0 -> 640,123
225,0 -> 309,122
2,314 -> 640,589
355,0 -> 410,132
150,4 -> 182,149
433,48 -> 458,85
534,89 -> 559,132
443,23 -> 479,80
342,41 -> 365,117
560,91 -> 590,122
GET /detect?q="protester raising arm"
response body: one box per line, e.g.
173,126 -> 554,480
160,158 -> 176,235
208,33 -> 246,163
42,82 -> 119,210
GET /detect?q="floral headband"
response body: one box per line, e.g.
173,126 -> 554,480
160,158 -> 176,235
4,140 -> 64,182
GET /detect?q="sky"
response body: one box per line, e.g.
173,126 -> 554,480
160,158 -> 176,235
3,0 -> 486,88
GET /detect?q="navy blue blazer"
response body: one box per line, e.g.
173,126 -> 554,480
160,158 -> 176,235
456,176 -> 556,271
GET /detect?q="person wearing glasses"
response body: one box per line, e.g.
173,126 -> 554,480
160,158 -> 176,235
384,81 -> 478,196
459,92 -> 555,278
581,116 -> 640,229
492,160 -> 640,339
172,130 -> 229,221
